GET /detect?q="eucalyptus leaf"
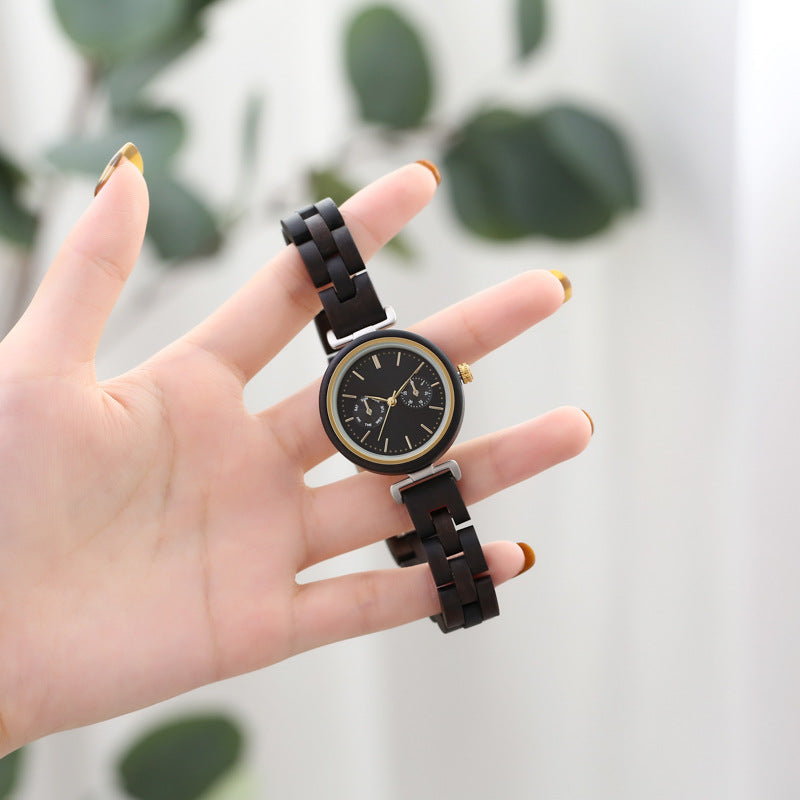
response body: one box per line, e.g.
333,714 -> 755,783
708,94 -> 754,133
517,0 -> 546,58
52,0 -> 187,60
146,174 -> 222,260
0,748 -> 25,800
345,5 -> 432,128
309,167 -> 414,260
0,151 -> 37,248
444,108 -> 620,240
48,109 -> 185,174
117,715 -> 243,800
107,24 -> 204,111
539,104 -> 639,210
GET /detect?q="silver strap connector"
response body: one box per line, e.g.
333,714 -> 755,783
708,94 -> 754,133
326,305 -> 397,351
390,459 -> 462,505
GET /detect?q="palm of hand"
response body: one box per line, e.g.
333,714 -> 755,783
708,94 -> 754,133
0,160 -> 590,752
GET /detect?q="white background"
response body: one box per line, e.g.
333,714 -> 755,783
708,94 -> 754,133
1,0 -> 799,797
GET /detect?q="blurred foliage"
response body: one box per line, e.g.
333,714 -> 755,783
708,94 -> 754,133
0,714 -> 246,800
345,6 -> 432,128
0,150 -> 37,248
0,748 -> 24,800
517,0 -> 546,58
0,0 -> 638,274
118,714 -> 244,800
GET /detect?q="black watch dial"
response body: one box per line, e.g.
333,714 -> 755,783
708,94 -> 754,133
320,331 -> 464,474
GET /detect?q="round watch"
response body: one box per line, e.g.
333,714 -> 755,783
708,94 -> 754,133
281,198 -> 499,632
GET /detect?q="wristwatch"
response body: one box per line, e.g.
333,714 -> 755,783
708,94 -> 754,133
281,198 -> 499,632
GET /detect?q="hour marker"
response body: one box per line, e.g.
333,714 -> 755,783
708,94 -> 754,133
429,405 -> 444,411
343,394 -> 357,398
404,435 -> 412,449
431,382 -> 440,387
384,438 -> 389,452
345,417 -> 354,422
352,371 -> 364,381
421,424 -> 432,434
360,430 -> 371,442
396,352 -> 401,366
372,354 -> 381,369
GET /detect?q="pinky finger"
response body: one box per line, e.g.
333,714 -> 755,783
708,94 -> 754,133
291,541 -> 528,653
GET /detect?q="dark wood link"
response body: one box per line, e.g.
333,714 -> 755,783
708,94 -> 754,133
397,472 -> 499,633
281,198 -> 384,347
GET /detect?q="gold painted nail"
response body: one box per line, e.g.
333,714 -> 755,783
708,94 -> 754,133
582,409 -> 595,435
416,159 -> 442,185
549,269 -> 573,303
94,142 -> 144,196
517,542 -> 536,575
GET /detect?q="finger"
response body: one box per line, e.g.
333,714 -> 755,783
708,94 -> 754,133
291,541 -> 526,654
265,269 -> 568,470
17,150 -> 148,371
301,406 -> 591,569
184,162 -> 439,384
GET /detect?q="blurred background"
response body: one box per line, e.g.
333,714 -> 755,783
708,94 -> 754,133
1,0 -> 799,798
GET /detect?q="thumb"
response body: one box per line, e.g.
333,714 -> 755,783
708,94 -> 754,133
19,143 -> 148,373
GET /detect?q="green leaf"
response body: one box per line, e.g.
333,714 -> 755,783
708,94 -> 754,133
539,104 -> 639,209
48,109 -> 185,174
0,151 -> 37,249
117,714 -> 243,800
0,748 -> 25,800
517,0 -> 546,58
107,24 -> 204,110
146,174 -> 222,260
443,106 -> 639,240
345,5 -> 432,128
309,167 -> 358,208
52,0 -> 187,60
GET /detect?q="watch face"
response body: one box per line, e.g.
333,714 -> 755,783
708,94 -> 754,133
320,330 -> 464,474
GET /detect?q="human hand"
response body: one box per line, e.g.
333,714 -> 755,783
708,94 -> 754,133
0,151 -> 591,754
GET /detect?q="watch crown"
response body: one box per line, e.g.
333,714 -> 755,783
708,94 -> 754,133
457,363 -> 473,384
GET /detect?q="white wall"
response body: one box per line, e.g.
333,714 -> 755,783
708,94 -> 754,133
1,0 -> 799,797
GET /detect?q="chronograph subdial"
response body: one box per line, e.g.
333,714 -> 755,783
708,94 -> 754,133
349,396 -> 387,429
399,377 -> 433,409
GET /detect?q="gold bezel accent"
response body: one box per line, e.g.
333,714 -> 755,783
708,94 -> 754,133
326,337 -> 456,466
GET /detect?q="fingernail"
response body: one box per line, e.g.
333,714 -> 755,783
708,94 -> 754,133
582,409 -> 595,435
549,269 -> 573,303
416,159 -> 442,185
516,542 -> 536,575
94,142 -> 144,196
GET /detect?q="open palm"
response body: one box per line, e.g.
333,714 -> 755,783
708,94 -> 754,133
0,160 -> 591,754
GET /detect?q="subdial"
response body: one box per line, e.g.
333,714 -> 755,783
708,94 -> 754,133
399,377 -> 433,409
351,396 -> 387,429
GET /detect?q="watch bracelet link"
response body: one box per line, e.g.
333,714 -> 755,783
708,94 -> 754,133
389,472 -> 499,632
281,197 -> 499,632
281,198 -> 388,356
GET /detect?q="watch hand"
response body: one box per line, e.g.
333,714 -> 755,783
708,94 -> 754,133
363,397 -> 373,416
378,403 -> 392,440
392,363 -> 424,400
364,395 -> 391,403
410,379 -> 419,397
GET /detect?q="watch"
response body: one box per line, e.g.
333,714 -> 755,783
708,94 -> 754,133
281,198 -> 499,632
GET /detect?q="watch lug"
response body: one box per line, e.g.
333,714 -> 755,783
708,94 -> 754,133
390,459 -> 462,505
